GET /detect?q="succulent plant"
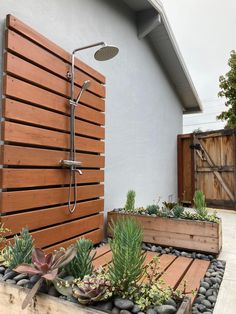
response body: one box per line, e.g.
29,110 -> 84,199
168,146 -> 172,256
124,190 -> 136,212
64,238 -> 95,279
73,274 -> 112,305
193,190 -> 208,218
146,204 -> 159,215
172,205 -> 185,218
3,228 -> 34,269
14,246 -> 76,309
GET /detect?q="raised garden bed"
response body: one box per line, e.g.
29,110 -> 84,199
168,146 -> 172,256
0,282 -> 192,314
107,211 -> 222,254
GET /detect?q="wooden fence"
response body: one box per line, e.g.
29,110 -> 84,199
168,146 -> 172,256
0,15 -> 105,251
178,129 -> 236,210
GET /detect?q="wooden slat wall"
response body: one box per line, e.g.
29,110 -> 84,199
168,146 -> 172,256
0,14 -> 105,251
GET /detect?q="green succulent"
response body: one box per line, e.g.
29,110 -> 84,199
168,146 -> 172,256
124,190 -> 136,212
193,190 -> 208,218
3,228 -> 34,269
146,204 -> 159,215
108,217 -> 145,296
172,205 -> 185,218
63,238 -> 95,279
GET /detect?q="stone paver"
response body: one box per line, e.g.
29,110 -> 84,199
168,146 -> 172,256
211,208 -> 236,314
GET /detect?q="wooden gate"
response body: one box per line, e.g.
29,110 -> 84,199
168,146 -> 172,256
0,15 -> 105,251
178,129 -> 236,210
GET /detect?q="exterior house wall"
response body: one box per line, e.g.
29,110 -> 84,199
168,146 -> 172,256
0,0 -> 183,211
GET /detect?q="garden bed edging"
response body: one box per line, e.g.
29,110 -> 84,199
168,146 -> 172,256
107,212 -> 222,254
0,282 -> 191,314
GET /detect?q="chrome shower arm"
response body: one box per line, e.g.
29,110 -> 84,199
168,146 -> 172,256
72,42 -> 105,54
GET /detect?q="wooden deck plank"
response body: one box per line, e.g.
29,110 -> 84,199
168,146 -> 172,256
92,244 -> 111,260
90,246 -> 209,302
93,251 -> 113,269
177,259 -> 210,302
160,256 -> 193,289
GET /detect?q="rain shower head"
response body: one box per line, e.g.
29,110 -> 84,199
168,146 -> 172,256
94,44 -> 119,61
75,80 -> 91,105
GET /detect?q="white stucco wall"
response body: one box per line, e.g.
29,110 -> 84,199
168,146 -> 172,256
0,0 -> 183,211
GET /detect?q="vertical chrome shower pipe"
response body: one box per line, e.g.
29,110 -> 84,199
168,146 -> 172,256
68,51 -> 77,213
68,43 -> 105,213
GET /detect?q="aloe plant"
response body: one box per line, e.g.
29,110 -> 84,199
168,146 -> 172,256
14,246 -> 76,309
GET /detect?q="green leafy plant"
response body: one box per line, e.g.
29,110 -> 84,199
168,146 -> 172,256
124,190 -> 136,212
3,228 -> 34,269
14,246 -> 76,309
217,50 -> 236,128
193,190 -> 208,218
73,273 -> 112,305
108,217 -> 145,296
0,223 -> 10,263
146,204 -> 159,215
172,205 -> 185,218
64,238 -> 95,279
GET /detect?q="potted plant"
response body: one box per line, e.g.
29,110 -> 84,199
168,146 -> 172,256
107,190 -> 222,254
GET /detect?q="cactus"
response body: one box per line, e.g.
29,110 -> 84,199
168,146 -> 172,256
124,190 -> 136,212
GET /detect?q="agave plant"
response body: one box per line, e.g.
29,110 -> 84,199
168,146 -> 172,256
73,274 -> 112,305
14,246 -> 76,309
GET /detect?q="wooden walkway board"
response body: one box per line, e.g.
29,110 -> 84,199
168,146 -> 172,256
177,259 -> 210,302
92,246 -> 209,302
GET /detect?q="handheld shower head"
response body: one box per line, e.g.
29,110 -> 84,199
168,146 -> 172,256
75,80 -> 91,105
94,44 -> 119,61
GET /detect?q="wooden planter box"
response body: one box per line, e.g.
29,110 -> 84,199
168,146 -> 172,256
107,211 -> 222,254
0,282 -> 191,314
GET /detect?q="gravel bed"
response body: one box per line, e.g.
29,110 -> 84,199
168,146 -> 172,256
192,259 -> 225,314
142,243 -> 215,261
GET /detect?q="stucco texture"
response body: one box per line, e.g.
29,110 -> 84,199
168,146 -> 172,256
0,0 -> 183,211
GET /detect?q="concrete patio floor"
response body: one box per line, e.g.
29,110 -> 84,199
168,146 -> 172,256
212,208 -> 236,314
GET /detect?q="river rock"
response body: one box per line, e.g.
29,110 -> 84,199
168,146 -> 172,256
146,309 -> 157,314
132,305 -> 141,313
17,279 -> 30,286
114,298 -> 134,310
14,273 -> 28,281
154,305 -> 176,314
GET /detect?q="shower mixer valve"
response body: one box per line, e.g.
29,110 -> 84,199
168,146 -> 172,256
60,160 -> 83,174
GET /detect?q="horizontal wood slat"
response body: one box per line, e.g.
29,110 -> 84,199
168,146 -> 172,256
2,121 -> 104,153
0,145 -> 105,168
5,30 -> 105,98
1,199 -> 104,236
0,169 -> 104,188
6,14 -> 106,84
4,52 -> 105,111
1,184 -> 104,213
1,14 -> 105,250
4,80 -> 105,124
44,229 -> 104,254
31,213 -> 104,248
3,99 -> 105,139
